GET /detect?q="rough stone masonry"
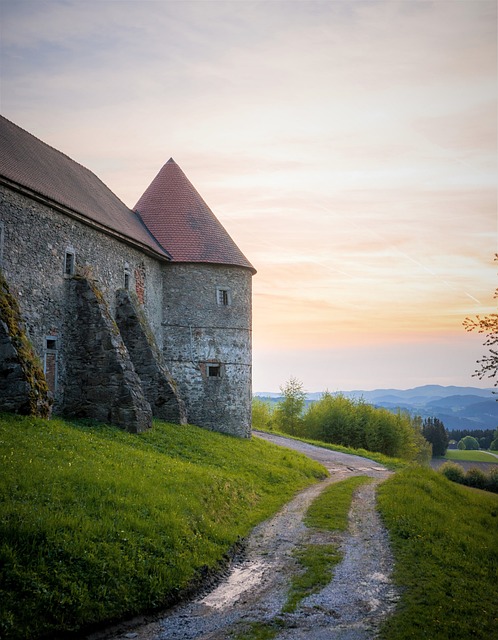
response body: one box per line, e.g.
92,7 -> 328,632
0,115 -> 255,435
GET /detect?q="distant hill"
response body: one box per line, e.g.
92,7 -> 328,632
254,385 -> 497,431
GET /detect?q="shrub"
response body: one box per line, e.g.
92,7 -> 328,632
252,397 -> 274,431
464,466 -> 488,490
439,462 -> 498,494
301,393 -> 355,446
459,435 -> 480,450
440,461 -> 465,484
486,467 -> 498,493
298,393 -> 430,462
490,438 -> 498,451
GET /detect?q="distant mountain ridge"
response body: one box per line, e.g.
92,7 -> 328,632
254,385 -> 497,431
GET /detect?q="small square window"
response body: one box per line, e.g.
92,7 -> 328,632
45,338 -> 57,351
216,287 -> 230,306
208,364 -> 221,378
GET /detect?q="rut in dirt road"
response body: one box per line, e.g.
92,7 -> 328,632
104,433 -> 399,640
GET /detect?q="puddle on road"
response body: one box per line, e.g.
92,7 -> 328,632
200,560 -> 267,610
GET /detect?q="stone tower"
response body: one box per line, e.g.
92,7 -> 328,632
135,159 -> 256,437
0,116 -> 255,436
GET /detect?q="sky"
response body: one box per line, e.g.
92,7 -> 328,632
1,0 -> 496,393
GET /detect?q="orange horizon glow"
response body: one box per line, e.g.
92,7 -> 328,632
1,0 -> 496,391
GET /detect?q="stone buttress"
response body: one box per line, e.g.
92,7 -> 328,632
115,288 -> 187,424
0,116 -> 255,437
63,277 -> 152,433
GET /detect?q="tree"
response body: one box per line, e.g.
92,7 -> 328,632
490,428 -> 498,451
273,377 -> 306,435
458,435 -> 480,450
422,417 -> 449,457
463,254 -> 498,390
251,397 -> 274,431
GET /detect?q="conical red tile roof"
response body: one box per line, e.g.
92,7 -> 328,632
134,159 -> 255,273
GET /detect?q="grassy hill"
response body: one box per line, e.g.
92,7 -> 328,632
378,467 -> 498,640
2,414 -> 497,640
0,414 -> 326,639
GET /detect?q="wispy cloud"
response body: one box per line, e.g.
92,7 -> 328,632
1,0 -> 495,391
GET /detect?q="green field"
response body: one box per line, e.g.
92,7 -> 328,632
0,414 -> 326,640
377,466 -> 498,640
2,415 -> 497,640
444,449 -> 498,463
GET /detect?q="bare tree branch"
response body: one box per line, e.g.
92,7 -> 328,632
463,255 -> 498,389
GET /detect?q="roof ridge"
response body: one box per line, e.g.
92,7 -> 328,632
1,115 -> 100,182
0,116 -> 171,260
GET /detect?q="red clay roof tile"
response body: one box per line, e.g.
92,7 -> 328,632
134,159 -> 255,273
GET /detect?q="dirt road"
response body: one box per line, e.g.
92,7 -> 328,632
98,432 -> 399,640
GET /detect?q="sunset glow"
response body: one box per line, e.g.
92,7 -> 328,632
1,0 -> 496,392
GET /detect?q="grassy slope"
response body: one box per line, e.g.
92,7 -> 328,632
377,466 -> 498,640
443,449 -> 498,463
0,414 -> 326,640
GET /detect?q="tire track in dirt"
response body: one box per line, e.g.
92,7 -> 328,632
97,433 -> 399,640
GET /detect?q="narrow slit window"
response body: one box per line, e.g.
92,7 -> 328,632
64,250 -> 75,276
0,221 -> 4,267
123,262 -> 131,290
216,287 -> 230,306
44,336 -> 58,393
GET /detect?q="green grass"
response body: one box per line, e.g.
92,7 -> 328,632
233,620 -> 283,640
256,427 -> 408,470
284,476 -> 371,613
443,449 -> 498,463
0,414 -> 327,640
283,544 -> 341,614
377,466 -> 498,640
305,475 -> 373,531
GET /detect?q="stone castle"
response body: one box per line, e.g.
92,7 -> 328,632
0,115 -> 255,436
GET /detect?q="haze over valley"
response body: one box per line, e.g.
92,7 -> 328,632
255,385 -> 497,431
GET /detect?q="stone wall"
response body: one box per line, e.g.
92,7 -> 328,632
0,184 -> 254,437
0,270 -> 51,417
162,263 -> 252,437
115,288 -> 187,424
0,185 -> 165,411
64,277 -> 152,432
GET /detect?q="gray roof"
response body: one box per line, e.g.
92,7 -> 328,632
0,116 -> 170,260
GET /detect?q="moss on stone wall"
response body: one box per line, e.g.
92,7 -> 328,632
124,288 -> 162,356
0,270 -> 51,417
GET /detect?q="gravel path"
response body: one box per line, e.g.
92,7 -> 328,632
98,433 -> 399,640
